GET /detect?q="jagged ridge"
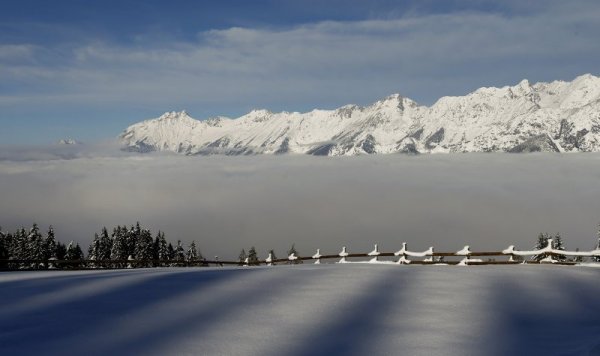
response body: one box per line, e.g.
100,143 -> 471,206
119,74 -> 600,155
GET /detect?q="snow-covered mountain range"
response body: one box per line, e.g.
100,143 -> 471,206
120,74 -> 600,155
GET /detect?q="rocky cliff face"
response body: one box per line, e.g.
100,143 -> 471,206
120,74 -> 600,155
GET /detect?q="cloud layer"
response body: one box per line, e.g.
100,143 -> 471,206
1,153 -> 600,259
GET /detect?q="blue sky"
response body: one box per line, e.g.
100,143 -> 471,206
1,0 -> 599,144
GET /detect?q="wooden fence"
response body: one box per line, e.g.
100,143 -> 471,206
2,239 -> 599,271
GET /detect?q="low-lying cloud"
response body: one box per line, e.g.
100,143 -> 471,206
1,153 -> 600,259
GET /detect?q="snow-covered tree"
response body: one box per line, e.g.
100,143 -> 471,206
28,224 -> 46,268
594,224 -> 600,263
167,242 -> 175,261
88,233 -> 101,266
551,233 -> 566,262
155,231 -> 169,266
187,241 -> 199,263
111,227 -> 129,267
65,241 -> 83,268
247,246 -> 259,265
98,227 -> 113,262
174,240 -> 186,265
135,229 -> 154,267
238,249 -> 247,265
532,233 -> 549,262
45,226 -> 57,260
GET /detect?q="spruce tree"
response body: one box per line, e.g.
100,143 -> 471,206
45,226 -> 57,260
287,244 -> 302,264
595,224 -> 600,263
155,232 -> 169,266
99,227 -> 113,262
174,240 -> 186,266
28,224 -> 45,269
238,249 -> 247,266
111,227 -> 128,267
0,229 -> 8,268
88,233 -> 101,263
552,233 -> 566,262
247,246 -> 259,266
135,229 -> 154,267
55,241 -> 67,261
187,241 -> 199,264
532,233 -> 549,262
167,242 -> 175,262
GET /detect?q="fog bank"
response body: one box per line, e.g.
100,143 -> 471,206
1,153 -> 599,259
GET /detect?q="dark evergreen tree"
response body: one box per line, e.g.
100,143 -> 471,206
65,241 -> 83,268
187,241 -> 199,263
55,241 -> 67,260
532,233 -> 549,262
134,229 -> 154,267
155,232 -> 169,261
552,233 -> 566,262
268,249 -> 277,265
99,227 -> 113,262
174,240 -> 186,265
167,242 -> 175,261
594,224 -> 600,263
45,226 -> 57,260
287,244 -> 302,264
88,233 -> 101,262
238,249 -> 247,266
0,228 -> 8,268
247,246 -> 259,265
111,227 -> 129,267
28,224 -> 45,269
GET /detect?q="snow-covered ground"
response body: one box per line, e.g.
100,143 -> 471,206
1,265 -> 600,356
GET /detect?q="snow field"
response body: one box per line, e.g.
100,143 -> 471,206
1,265 -> 600,355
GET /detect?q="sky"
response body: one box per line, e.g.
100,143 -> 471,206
1,0 -> 600,144
1,152 -> 600,259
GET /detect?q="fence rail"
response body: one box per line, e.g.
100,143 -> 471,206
2,238 -> 599,271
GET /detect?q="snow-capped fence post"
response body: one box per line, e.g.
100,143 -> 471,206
266,252 -> 273,266
394,242 -> 411,264
312,249 -> 322,264
338,246 -> 349,263
368,244 -> 380,263
288,252 -> 298,264
424,247 -> 434,263
127,255 -> 134,269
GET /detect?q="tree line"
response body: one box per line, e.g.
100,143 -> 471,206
0,222 -> 300,270
1,222 -> 599,270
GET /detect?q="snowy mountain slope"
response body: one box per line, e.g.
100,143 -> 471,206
2,266 -> 600,355
119,74 -> 600,155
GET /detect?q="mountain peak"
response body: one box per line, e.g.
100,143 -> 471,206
120,74 -> 600,156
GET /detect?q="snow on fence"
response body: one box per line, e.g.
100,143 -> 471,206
2,238 -> 600,270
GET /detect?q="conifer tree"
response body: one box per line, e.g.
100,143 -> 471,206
45,226 -> 57,260
238,249 -> 247,266
532,233 -> 549,262
88,233 -> 101,262
187,241 -> 199,263
0,228 -> 8,268
111,227 -> 129,267
99,227 -> 113,262
287,244 -> 302,264
552,233 -> 566,261
247,246 -> 259,265
167,242 -> 175,262
28,224 -> 45,268
174,240 -> 186,266
55,241 -> 67,261
135,229 -> 154,267
155,231 -> 169,266
594,224 -> 600,263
